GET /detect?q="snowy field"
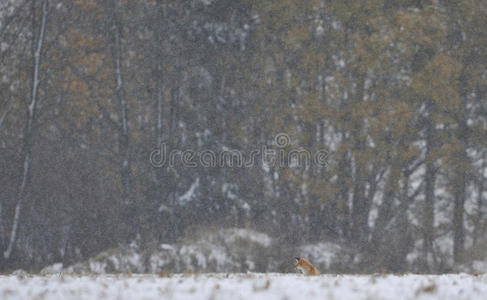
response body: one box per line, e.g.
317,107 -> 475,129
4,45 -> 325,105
0,273 -> 486,300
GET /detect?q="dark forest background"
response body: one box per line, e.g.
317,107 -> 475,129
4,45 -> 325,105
1,0 -> 487,273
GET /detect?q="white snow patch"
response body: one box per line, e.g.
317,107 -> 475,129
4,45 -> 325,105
178,178 -> 199,205
223,228 -> 272,248
298,242 -> 343,270
1,273 -> 487,300
316,25 -> 324,36
64,228 -> 273,274
40,263 -> 63,275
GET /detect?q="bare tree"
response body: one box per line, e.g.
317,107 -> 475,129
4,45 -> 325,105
3,0 -> 49,261
106,0 -> 135,239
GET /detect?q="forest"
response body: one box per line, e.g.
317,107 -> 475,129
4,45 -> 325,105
0,0 -> 486,273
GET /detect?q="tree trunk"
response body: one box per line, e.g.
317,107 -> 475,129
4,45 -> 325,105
108,0 -> 134,239
423,100 -> 436,271
351,75 -> 368,243
473,159 -> 485,246
335,146 -> 351,238
453,114 -> 468,263
396,173 -> 411,270
0,101 -> 12,130
371,162 -> 400,244
3,0 -> 48,261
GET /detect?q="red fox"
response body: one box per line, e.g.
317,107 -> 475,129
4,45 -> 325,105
295,257 -> 320,276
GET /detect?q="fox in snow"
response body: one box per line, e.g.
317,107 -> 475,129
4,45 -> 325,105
295,257 -> 320,276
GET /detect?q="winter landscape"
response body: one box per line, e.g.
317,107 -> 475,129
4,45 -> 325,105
1,0 -> 487,299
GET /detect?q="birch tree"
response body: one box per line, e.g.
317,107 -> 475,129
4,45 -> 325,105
3,0 -> 49,261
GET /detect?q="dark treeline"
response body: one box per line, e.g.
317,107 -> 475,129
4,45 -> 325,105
0,0 -> 486,273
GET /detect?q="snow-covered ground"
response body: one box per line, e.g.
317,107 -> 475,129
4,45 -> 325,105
1,273 -> 486,300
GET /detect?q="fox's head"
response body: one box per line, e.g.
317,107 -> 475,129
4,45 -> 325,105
295,257 -> 308,269
295,257 -> 320,275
